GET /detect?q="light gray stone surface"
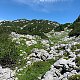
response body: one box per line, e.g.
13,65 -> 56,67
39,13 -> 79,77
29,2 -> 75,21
0,66 -> 16,80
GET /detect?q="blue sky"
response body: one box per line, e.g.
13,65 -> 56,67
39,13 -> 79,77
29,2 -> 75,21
0,0 -> 80,23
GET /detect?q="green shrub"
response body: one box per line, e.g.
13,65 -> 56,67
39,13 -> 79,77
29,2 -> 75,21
74,15 -> 80,23
0,19 -> 59,38
69,22 -> 80,37
54,23 -> 71,32
69,15 -> 80,37
54,24 -> 64,31
21,20 -> 56,36
17,59 -> 55,80
0,33 -> 19,68
68,74 -> 80,80
75,57 -> 80,66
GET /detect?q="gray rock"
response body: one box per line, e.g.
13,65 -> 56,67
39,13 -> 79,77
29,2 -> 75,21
0,66 -> 15,80
54,58 -> 68,68
77,54 -> 80,57
53,77 -> 59,80
71,70 -> 77,74
44,73 -> 54,80
69,54 -> 76,58
31,49 -> 50,61
62,78 -> 68,80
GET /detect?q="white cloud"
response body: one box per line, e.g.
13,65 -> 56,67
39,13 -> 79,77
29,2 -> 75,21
40,0 -> 67,2
13,0 -> 69,4
12,0 -> 72,13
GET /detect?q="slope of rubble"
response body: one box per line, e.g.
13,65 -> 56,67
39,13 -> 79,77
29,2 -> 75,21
0,18 -> 80,80
7,29 -> 80,80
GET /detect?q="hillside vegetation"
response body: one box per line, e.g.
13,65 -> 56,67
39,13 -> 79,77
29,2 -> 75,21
0,17 -> 80,80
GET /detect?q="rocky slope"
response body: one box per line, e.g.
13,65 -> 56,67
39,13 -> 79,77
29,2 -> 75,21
11,31 -> 80,80
0,18 -> 80,80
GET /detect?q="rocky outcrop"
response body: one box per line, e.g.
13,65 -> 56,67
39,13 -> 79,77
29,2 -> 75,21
41,58 -> 80,80
0,66 -> 16,80
28,49 -> 53,62
9,32 -> 80,80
